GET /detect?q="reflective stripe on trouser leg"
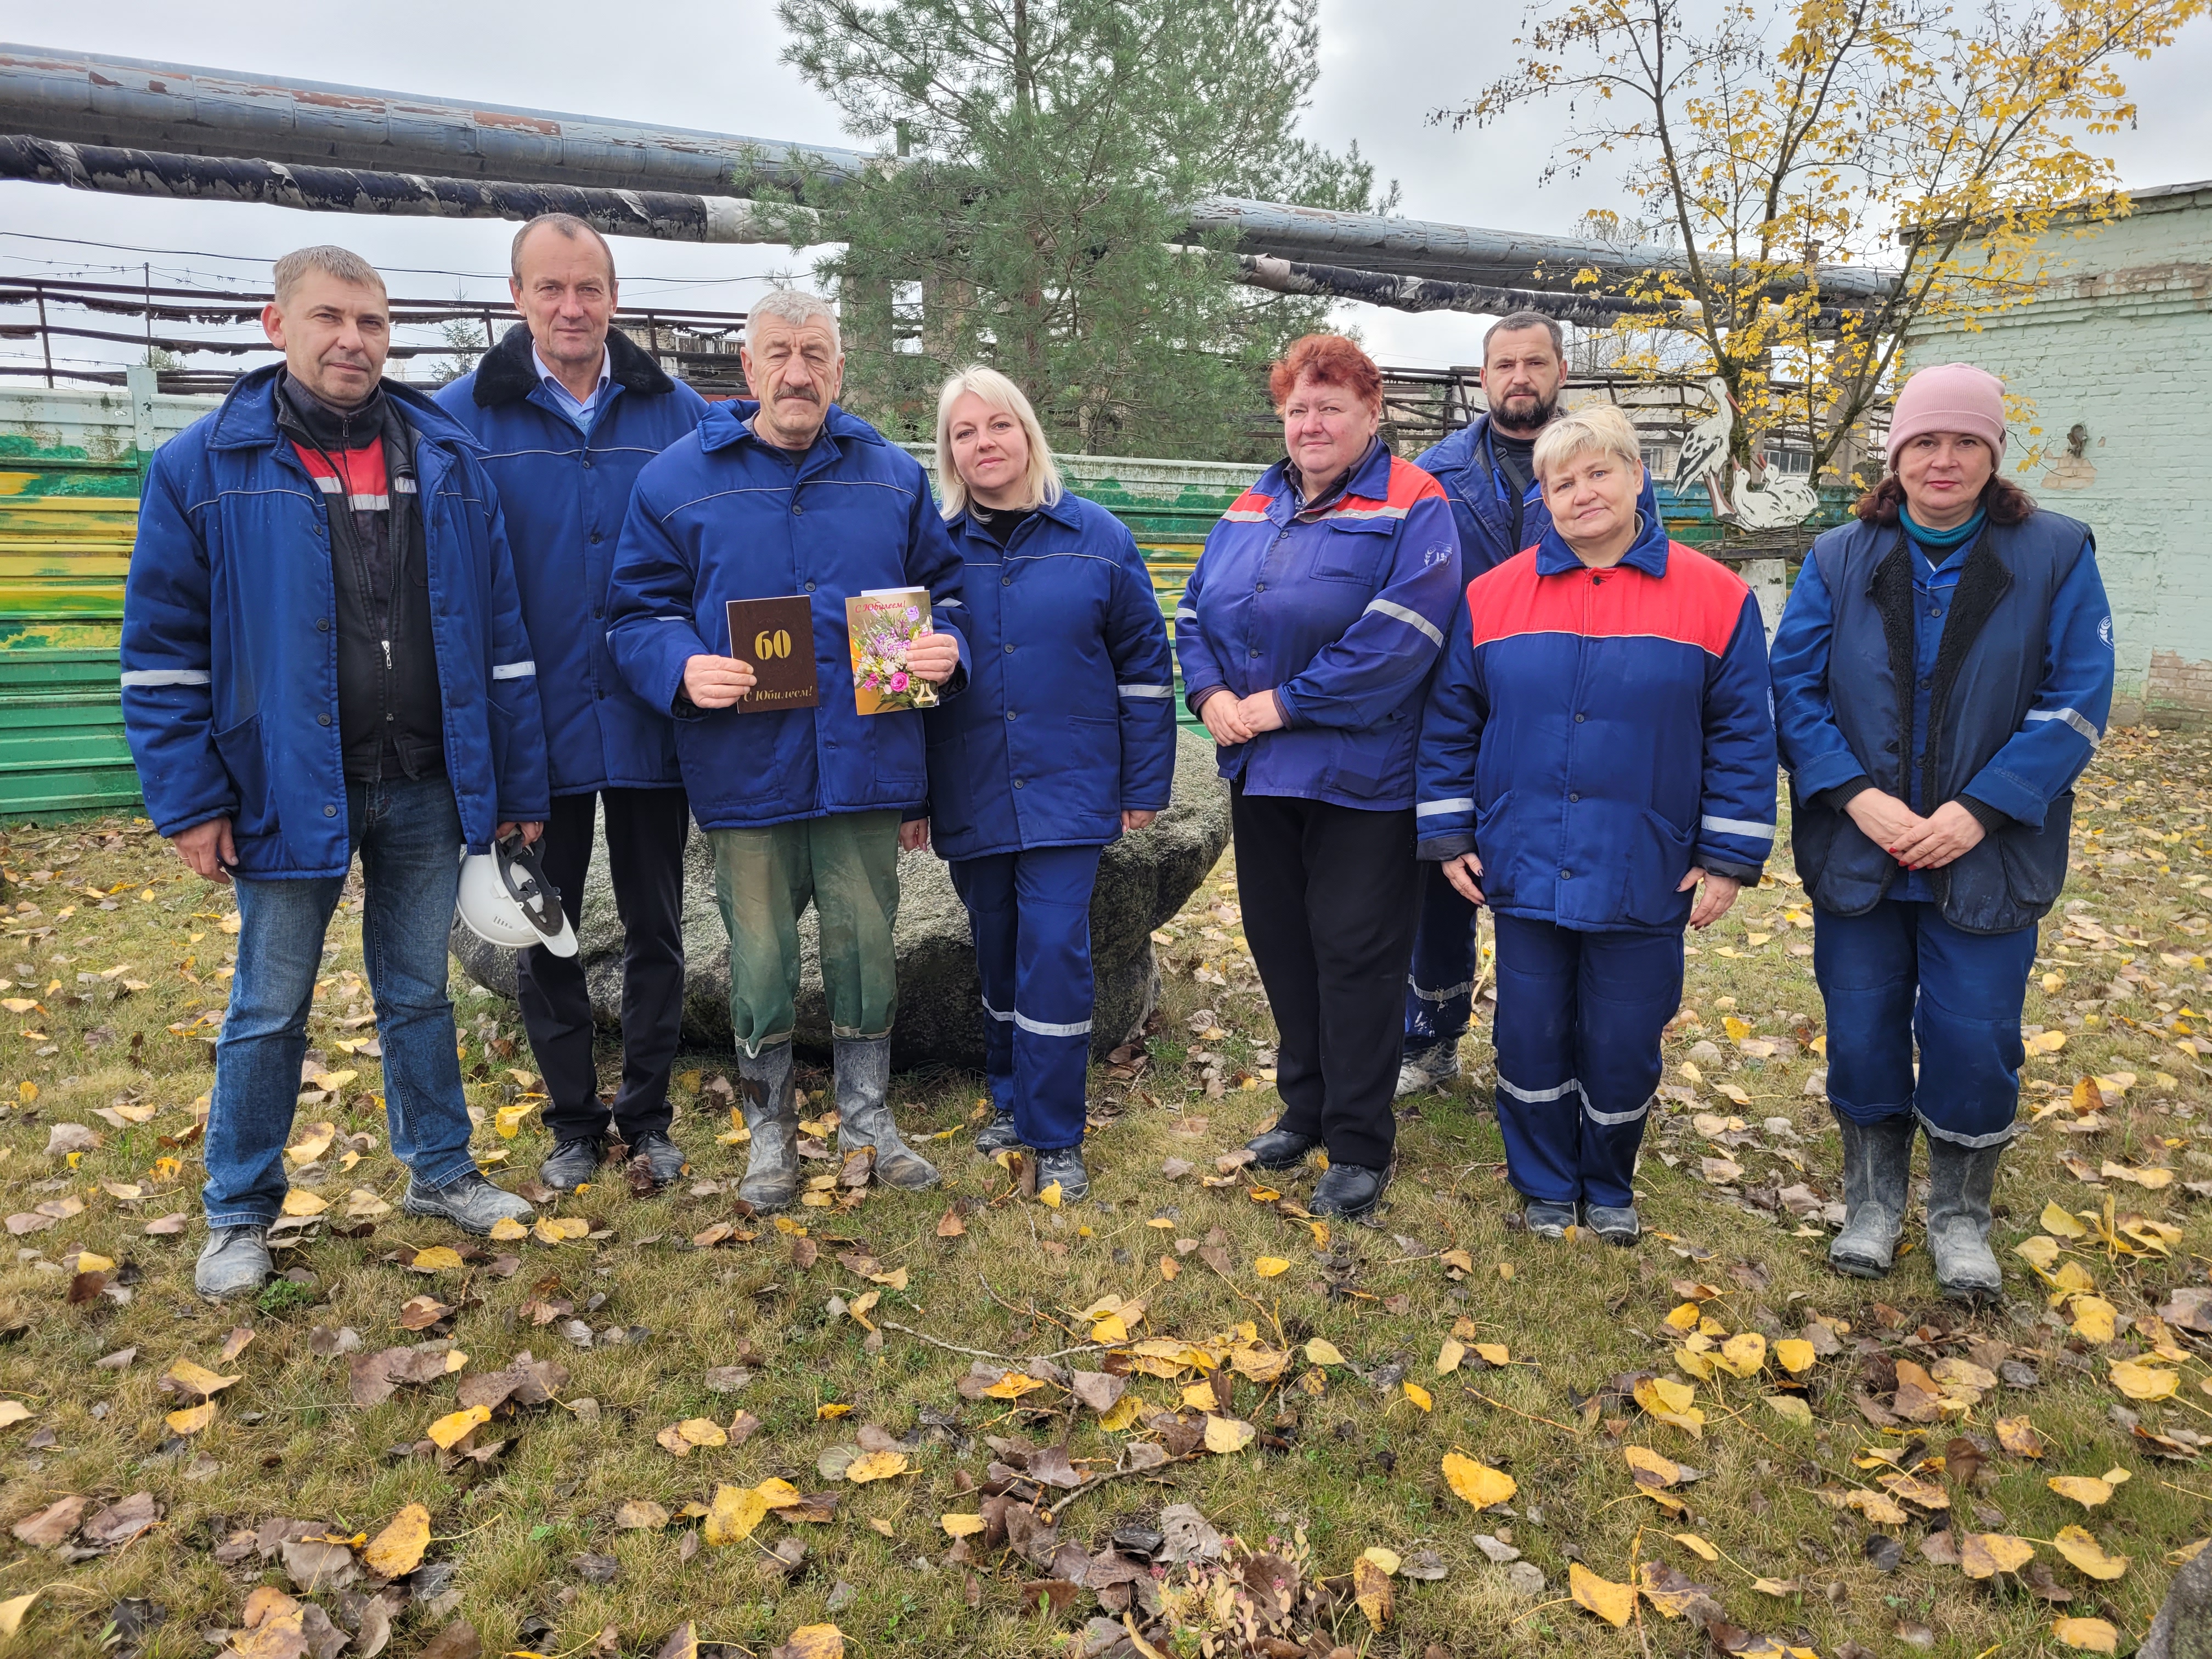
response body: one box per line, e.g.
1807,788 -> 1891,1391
1007,844 -> 1104,1151
1570,927 -> 1682,1209
1405,859 -> 1480,1049
1906,901 -> 2038,1147
949,853 -> 1020,1119
1811,899 -> 1922,1128
1489,913 -> 1584,1204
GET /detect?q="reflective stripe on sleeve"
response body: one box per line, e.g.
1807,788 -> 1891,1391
1364,597 -> 1445,647
1700,815 -> 1776,842
120,668 -> 212,686
2027,707 -> 2102,743
1117,684 -> 1173,698
1415,798 -> 1474,818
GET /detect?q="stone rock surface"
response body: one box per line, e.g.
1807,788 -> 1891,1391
2140,1537 -> 2210,1659
453,731 -> 1231,1070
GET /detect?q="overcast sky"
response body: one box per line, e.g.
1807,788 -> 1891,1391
3,2 -> 2208,379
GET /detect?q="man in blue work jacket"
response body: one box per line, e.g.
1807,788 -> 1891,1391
608,290 -> 971,1210
122,245 -> 547,1299
437,215 -> 709,1195
1398,311 -> 1570,1097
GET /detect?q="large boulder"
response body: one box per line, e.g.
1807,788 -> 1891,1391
452,730 -> 1231,1070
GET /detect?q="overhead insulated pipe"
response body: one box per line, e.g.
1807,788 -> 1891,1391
1232,254 -> 1680,324
0,43 -> 1900,302
0,134 -> 819,242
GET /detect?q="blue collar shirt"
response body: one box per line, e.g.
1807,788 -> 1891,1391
532,343 -> 612,432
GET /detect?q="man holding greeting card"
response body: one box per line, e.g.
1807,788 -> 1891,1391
608,290 -> 970,1209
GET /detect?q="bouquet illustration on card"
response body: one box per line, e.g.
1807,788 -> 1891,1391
845,586 -> 940,715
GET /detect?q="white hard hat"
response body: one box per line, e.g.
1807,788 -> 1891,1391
455,836 -> 578,956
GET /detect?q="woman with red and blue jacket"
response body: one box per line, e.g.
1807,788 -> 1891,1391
1771,363 -> 2112,1302
1416,403 -> 1776,1245
906,368 -> 1178,1202
1178,334 -> 1463,1219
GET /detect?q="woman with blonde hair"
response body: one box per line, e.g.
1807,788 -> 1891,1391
1415,401 -> 1777,1244
904,366 -> 1177,1198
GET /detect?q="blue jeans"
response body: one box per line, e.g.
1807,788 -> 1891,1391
1491,913 -> 1682,1209
1813,897 -> 2037,1147
950,844 -> 1105,1152
203,775 -> 479,1227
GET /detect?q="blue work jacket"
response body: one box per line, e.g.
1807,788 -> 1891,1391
923,493 -> 1176,861
1414,511 -> 1777,934
605,400 -> 973,831
121,365 -> 550,878
1771,508 -> 2112,933
1176,442 -> 1462,811
435,324 -> 708,795
1415,413 -> 1553,578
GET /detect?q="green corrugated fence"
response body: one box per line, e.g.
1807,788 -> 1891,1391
0,381 -> 1849,818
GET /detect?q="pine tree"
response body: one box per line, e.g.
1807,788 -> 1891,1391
775,0 -> 1391,459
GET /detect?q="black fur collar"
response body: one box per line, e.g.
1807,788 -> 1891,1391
471,321 -> 676,407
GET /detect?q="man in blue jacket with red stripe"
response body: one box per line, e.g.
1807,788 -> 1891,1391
1417,404 -> 1775,1243
437,215 -> 709,1195
123,246 -> 547,1299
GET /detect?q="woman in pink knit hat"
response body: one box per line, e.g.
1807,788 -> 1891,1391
1770,362 -> 2113,1302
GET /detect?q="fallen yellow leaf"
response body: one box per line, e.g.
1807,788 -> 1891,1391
774,1626 -> 844,1659
1402,1381 -> 1432,1412
704,1483 -> 770,1545
1673,1532 -> 1719,1561
1570,1562 -> 1636,1627
488,1216 -> 529,1242
1353,1554 -> 1393,1629
362,1502 -> 432,1576
2109,1358 -> 2180,1400
2052,1617 -> 2118,1654
1441,1452 -> 1516,1509
1773,1338 -> 1816,1374
1305,1338 -> 1346,1367
1254,1256 -> 1289,1278
165,1401 -> 217,1435
2051,1525 -> 2129,1581
1960,1533 -> 2036,1578
941,1513 -> 986,1537
426,1406 -> 490,1449
163,1357 -> 241,1399
1204,1415 -> 1255,1454
410,1245 -> 464,1271
1435,1338 -> 1465,1375
0,1589 -> 41,1637
844,1451 -> 910,1482
1764,1395 -> 1814,1427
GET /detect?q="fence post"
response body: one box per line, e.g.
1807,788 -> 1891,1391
126,364 -> 159,494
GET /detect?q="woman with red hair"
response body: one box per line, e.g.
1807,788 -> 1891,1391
1177,334 -> 1462,1217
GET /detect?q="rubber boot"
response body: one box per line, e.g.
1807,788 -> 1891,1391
1924,1132 -> 2005,1302
736,1042 -> 802,1211
834,1036 -> 939,1191
1829,1115 -> 1915,1278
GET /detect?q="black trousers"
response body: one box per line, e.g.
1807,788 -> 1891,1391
1230,782 -> 1419,1170
516,787 -> 691,1143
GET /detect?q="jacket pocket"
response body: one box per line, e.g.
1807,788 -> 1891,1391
212,713 -> 276,841
1064,714 -> 1122,822
1308,524 -> 1390,585
1471,789 -> 1517,902
1621,806 -> 1695,927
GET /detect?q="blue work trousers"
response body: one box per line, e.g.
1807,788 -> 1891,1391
949,844 -> 1105,1151
1813,897 -> 2038,1147
205,775 -> 478,1228
1406,860 -> 1482,1052
1492,913 -> 1681,1209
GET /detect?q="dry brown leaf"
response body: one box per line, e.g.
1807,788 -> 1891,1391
1996,1415 -> 2046,1458
1353,1555 -> 1393,1628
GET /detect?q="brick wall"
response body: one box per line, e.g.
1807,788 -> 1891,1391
1906,185 -> 2212,726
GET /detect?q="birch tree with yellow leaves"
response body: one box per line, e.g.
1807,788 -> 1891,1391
1443,0 -> 2208,492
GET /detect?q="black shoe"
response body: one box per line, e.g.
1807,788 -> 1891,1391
628,1130 -> 687,1189
1243,1127 -> 1320,1170
1311,1161 -> 1388,1218
973,1110 -> 1022,1155
540,1136 -> 606,1193
1035,1144 -> 1090,1201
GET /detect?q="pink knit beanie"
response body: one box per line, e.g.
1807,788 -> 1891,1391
1887,363 -> 2007,460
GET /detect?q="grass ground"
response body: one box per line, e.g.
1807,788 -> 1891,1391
0,732 -> 2205,1659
